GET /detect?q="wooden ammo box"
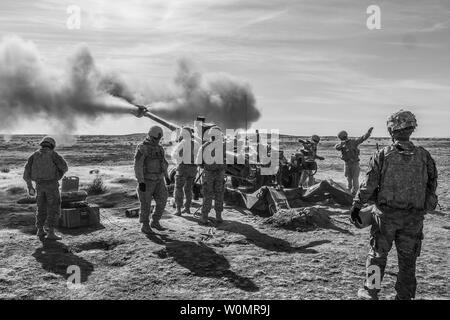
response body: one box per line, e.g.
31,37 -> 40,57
60,204 -> 100,228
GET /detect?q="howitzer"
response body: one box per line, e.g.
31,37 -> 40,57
132,103 -> 278,191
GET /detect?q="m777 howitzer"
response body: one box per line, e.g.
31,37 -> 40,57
131,104 -> 353,215
131,103 -> 277,191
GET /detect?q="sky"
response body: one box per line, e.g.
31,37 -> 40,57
1,0 -> 449,137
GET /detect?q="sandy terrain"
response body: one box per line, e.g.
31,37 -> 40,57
0,134 -> 448,300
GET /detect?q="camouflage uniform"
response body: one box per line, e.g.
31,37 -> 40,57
299,140 -> 321,187
134,138 -> 169,224
173,139 -> 198,212
198,141 -> 226,222
23,147 -> 68,229
353,140 -> 438,299
335,131 -> 371,194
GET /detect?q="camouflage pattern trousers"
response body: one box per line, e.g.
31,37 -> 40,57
36,180 -> 61,228
174,165 -> 197,210
344,160 -> 360,194
201,169 -> 225,217
365,210 -> 424,299
137,178 -> 168,223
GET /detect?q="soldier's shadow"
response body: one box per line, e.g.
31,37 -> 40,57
153,235 -> 259,292
217,220 -> 330,254
32,240 -> 94,283
181,215 -> 327,254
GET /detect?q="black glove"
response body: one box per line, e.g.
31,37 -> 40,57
139,183 -> 146,192
350,206 -> 362,225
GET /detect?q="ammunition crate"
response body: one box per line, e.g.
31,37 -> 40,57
59,204 -> 100,228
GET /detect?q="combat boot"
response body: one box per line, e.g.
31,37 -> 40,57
141,222 -> 152,234
199,212 -> 209,225
357,288 -> 379,300
151,220 -> 165,231
175,208 -> 182,216
215,211 -> 223,224
46,228 -> 62,241
182,207 -> 191,215
36,227 -> 46,238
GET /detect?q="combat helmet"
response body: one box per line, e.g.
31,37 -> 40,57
311,135 -> 320,143
39,136 -> 56,149
351,209 -> 373,229
337,130 -> 348,140
148,125 -> 163,139
387,109 -> 417,133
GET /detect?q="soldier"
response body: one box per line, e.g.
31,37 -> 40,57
23,136 -> 68,240
172,129 -> 198,216
134,125 -> 169,233
335,127 -> 373,194
299,135 -> 325,187
196,127 -> 226,225
350,110 -> 438,300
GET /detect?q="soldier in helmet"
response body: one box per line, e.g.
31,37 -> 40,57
298,135 -> 325,187
335,127 -> 374,194
196,126 -> 226,225
23,136 -> 68,240
134,125 -> 169,233
350,110 -> 438,300
171,127 -> 199,216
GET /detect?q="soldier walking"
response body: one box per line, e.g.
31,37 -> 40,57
350,110 -> 438,300
335,127 -> 373,194
23,136 -> 68,240
134,126 -> 169,233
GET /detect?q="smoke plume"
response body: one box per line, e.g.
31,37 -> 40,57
0,36 -> 260,133
146,59 -> 261,130
0,36 -> 136,132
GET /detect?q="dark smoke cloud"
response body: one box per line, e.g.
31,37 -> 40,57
0,36 -> 136,132
148,59 -> 261,130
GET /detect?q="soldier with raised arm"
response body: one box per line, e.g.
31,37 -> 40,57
335,127 -> 373,194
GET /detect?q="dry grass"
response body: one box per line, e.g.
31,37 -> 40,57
85,176 -> 108,195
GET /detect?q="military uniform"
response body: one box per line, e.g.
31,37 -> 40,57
134,138 -> 169,225
173,139 -> 198,214
299,140 -> 322,187
23,145 -> 68,231
335,131 -> 371,194
353,140 -> 438,299
198,141 -> 226,223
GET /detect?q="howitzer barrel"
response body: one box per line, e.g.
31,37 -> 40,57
133,104 -> 180,131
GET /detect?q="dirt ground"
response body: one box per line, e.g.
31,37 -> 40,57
0,134 -> 448,300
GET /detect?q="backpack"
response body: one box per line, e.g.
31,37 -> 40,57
375,144 -> 437,211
